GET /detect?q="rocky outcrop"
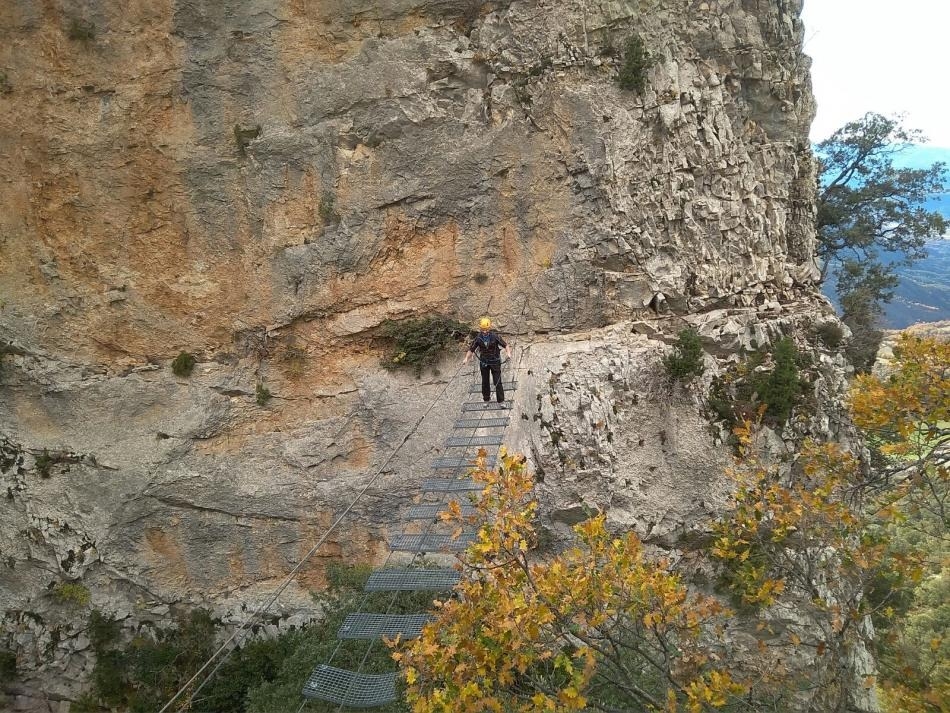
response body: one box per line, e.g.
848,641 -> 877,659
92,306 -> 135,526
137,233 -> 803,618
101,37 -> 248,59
0,0 -> 828,709
1,0 -> 815,359
506,298 -> 856,538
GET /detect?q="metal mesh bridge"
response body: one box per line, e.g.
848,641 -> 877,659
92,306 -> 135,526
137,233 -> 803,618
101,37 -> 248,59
303,365 -> 517,708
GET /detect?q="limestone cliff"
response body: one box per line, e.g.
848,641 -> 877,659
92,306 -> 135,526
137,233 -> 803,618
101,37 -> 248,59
0,0 -> 842,709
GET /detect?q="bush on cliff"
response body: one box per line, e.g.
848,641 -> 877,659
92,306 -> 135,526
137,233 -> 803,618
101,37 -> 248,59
707,338 -> 806,430
84,609 -> 217,711
617,34 -> 652,92
171,352 -> 196,377
755,337 -> 803,425
663,328 -> 705,382
379,315 -> 469,376
80,581 -> 419,711
815,321 -> 845,349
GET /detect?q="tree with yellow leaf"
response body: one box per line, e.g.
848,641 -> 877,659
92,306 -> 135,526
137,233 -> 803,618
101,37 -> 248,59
850,333 -> 948,535
710,428 -> 899,712
395,452 -> 748,713
850,334 -> 949,712
711,334 -> 948,712
396,335 -> 947,712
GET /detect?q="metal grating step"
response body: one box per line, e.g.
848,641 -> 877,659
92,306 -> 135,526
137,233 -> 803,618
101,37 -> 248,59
338,613 -> 431,640
302,665 -> 396,707
390,533 -> 477,553
453,417 -> 510,429
421,478 -> 482,492
364,568 -> 461,592
469,381 -> 517,393
432,455 -> 496,469
406,503 -> 478,520
461,401 -> 512,412
445,434 -> 504,447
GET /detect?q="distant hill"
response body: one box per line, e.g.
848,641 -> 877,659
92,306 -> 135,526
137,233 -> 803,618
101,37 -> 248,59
883,238 -> 950,328
822,145 -> 950,329
885,146 -> 950,327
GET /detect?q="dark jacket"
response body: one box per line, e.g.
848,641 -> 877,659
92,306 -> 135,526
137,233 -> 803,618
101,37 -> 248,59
469,331 -> 507,364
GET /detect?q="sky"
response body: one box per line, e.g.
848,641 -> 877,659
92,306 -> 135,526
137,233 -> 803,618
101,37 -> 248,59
800,0 -> 950,148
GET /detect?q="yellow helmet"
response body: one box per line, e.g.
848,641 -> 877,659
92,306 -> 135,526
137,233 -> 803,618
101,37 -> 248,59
479,317 -> 492,330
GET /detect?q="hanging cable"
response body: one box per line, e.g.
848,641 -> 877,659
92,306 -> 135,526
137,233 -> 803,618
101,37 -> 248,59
324,293 -> 512,709
164,270 -> 511,712
159,358 -> 468,713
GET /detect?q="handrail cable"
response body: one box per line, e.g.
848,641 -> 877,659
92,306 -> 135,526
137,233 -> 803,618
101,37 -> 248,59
158,357 -> 467,713
166,275 -> 509,712
328,357 -> 508,711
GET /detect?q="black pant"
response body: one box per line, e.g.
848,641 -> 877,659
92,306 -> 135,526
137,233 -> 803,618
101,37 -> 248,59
480,361 -> 504,402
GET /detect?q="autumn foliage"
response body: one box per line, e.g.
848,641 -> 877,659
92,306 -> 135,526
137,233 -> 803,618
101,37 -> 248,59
395,452 -> 745,713
850,335 -> 949,711
850,334 -> 949,522
394,333 -> 948,713
711,334 -> 948,711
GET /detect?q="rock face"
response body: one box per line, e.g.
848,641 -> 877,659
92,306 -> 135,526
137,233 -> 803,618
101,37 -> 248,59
0,0 -> 837,709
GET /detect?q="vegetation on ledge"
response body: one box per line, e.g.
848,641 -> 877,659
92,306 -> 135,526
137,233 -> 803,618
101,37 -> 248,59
379,315 -> 469,376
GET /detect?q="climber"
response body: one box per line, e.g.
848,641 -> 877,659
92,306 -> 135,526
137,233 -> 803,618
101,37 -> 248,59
463,317 -> 512,405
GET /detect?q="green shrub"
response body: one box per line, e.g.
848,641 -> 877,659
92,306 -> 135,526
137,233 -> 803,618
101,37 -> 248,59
815,321 -> 845,349
663,328 -> 705,382
67,18 -> 95,43
192,633 -> 304,713
380,315 -> 469,376
319,190 -> 340,224
244,592 -> 424,712
256,382 -> 272,406
841,288 -> 884,373
91,648 -> 127,707
51,582 -> 91,607
35,449 -> 53,478
706,341 -> 805,430
86,609 -> 218,712
707,379 -> 737,424
234,124 -> 261,157
755,338 -> 803,426
69,692 -> 101,712
0,648 -> 16,680
85,612 -> 125,707
0,72 -> 11,94
617,34 -> 652,92
326,562 -> 374,592
83,599 -> 416,713
171,352 -> 196,377
88,611 -> 121,651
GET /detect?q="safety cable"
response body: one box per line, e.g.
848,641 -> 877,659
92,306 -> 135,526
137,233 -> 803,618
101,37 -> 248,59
315,408 -> 467,684
323,356 -> 503,707
317,305 -> 510,708
159,358 -> 468,713
165,274 -> 511,712
329,537 -> 442,712
327,355 -> 510,711
312,300 -> 524,713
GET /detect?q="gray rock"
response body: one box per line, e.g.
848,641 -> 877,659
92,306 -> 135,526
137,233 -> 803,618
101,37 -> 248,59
0,0 -> 871,709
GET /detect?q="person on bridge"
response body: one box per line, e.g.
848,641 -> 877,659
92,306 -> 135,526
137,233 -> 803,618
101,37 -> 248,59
463,317 -> 512,405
